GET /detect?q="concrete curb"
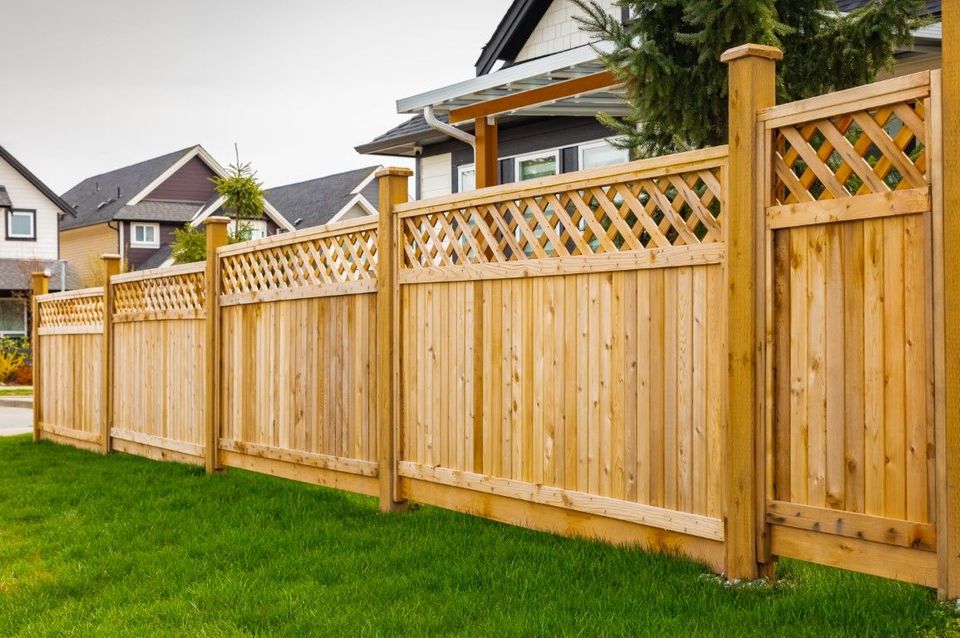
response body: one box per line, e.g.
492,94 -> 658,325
0,397 -> 32,409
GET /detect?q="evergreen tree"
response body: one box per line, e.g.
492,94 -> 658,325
573,0 -> 928,156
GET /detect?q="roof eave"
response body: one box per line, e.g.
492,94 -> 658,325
0,144 -> 77,218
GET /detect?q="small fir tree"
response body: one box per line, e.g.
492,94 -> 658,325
171,148 -> 267,263
572,0 -> 929,156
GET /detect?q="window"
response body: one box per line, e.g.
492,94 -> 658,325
130,222 -> 159,248
458,164 -> 476,192
229,219 -> 268,241
580,140 -> 630,170
6,209 -> 35,240
516,151 -> 559,182
0,298 -> 26,336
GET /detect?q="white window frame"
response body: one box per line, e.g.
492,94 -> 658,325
6,209 -> 35,241
457,164 -> 476,193
130,222 -> 160,248
515,149 -> 561,182
578,139 -> 630,170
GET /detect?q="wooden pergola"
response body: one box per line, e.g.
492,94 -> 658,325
394,45 -> 626,188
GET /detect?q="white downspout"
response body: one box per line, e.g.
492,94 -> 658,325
423,106 -> 476,149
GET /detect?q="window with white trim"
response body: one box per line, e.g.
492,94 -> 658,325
6,209 -> 35,240
458,164 -> 476,192
0,298 -> 27,336
516,150 -> 559,182
130,222 -> 159,248
579,140 -> 630,170
229,219 -> 269,241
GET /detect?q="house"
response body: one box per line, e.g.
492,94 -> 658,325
59,145 -> 294,285
0,142 -> 76,337
356,0 -> 943,199
264,165 -> 381,231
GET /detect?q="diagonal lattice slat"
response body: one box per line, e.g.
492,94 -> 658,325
113,271 -> 205,318
220,227 -> 378,296
400,166 -> 724,270
772,99 -> 927,206
38,292 -> 104,328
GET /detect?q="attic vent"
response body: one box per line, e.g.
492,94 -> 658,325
95,181 -> 100,192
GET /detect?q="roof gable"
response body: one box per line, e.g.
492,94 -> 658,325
0,143 -> 76,218
264,166 -> 381,230
60,146 -> 194,230
476,0 -> 552,76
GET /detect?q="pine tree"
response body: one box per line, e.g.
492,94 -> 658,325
572,0 -> 928,156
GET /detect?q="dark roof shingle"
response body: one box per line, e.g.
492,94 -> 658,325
60,146 -> 194,230
0,186 -> 11,209
265,166 -> 380,230
114,200 -> 201,223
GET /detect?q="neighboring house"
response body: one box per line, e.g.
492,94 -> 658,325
0,143 -> 76,337
357,0 -> 943,199
264,165 -> 381,231
60,145 -> 294,285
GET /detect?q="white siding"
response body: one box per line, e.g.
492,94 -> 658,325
420,153 -> 452,200
0,155 -> 61,260
515,0 -> 618,63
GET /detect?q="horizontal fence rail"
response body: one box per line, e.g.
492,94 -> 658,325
32,60 -> 955,595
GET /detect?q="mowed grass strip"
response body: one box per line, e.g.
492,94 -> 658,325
0,435 -> 955,637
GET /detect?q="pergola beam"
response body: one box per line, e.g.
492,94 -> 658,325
448,71 -> 619,125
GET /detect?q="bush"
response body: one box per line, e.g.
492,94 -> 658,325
0,349 -> 24,384
12,365 -> 31,386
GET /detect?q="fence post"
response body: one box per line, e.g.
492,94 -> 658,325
203,217 -> 230,474
376,167 -> 413,513
31,271 -> 49,442
721,43 -> 782,581
938,3 -> 959,601
100,254 -> 121,454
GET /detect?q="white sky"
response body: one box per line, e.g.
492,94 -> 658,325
1,0 -> 513,193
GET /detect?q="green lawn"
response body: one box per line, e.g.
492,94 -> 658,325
0,435 -> 956,637
0,387 -> 32,396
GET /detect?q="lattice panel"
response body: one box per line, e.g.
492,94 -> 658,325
38,293 -> 104,328
772,99 -> 927,205
220,228 -> 378,296
401,168 -> 723,269
113,271 -> 205,318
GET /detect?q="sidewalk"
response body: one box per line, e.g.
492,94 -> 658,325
0,405 -> 31,436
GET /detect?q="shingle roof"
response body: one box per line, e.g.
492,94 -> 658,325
264,166 -> 380,230
139,245 -> 174,270
60,146 -> 194,230
0,258 -> 65,291
836,0 -> 940,14
0,187 -> 11,209
114,200 -> 201,223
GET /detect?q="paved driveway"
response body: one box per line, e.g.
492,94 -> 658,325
0,407 -> 32,436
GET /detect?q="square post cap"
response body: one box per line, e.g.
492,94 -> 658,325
376,167 -> 414,179
204,216 -> 231,226
721,44 -> 783,64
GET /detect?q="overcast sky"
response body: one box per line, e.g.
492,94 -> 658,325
1,0 -> 513,193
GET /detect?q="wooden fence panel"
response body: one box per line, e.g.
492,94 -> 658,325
110,264 -> 207,464
216,219 -> 380,496
35,288 -> 105,451
762,71 -> 940,586
395,148 -> 729,569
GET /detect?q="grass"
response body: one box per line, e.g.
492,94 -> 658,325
0,387 -> 32,396
0,435 -> 956,638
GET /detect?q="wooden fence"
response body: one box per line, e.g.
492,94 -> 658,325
32,46 -> 960,597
